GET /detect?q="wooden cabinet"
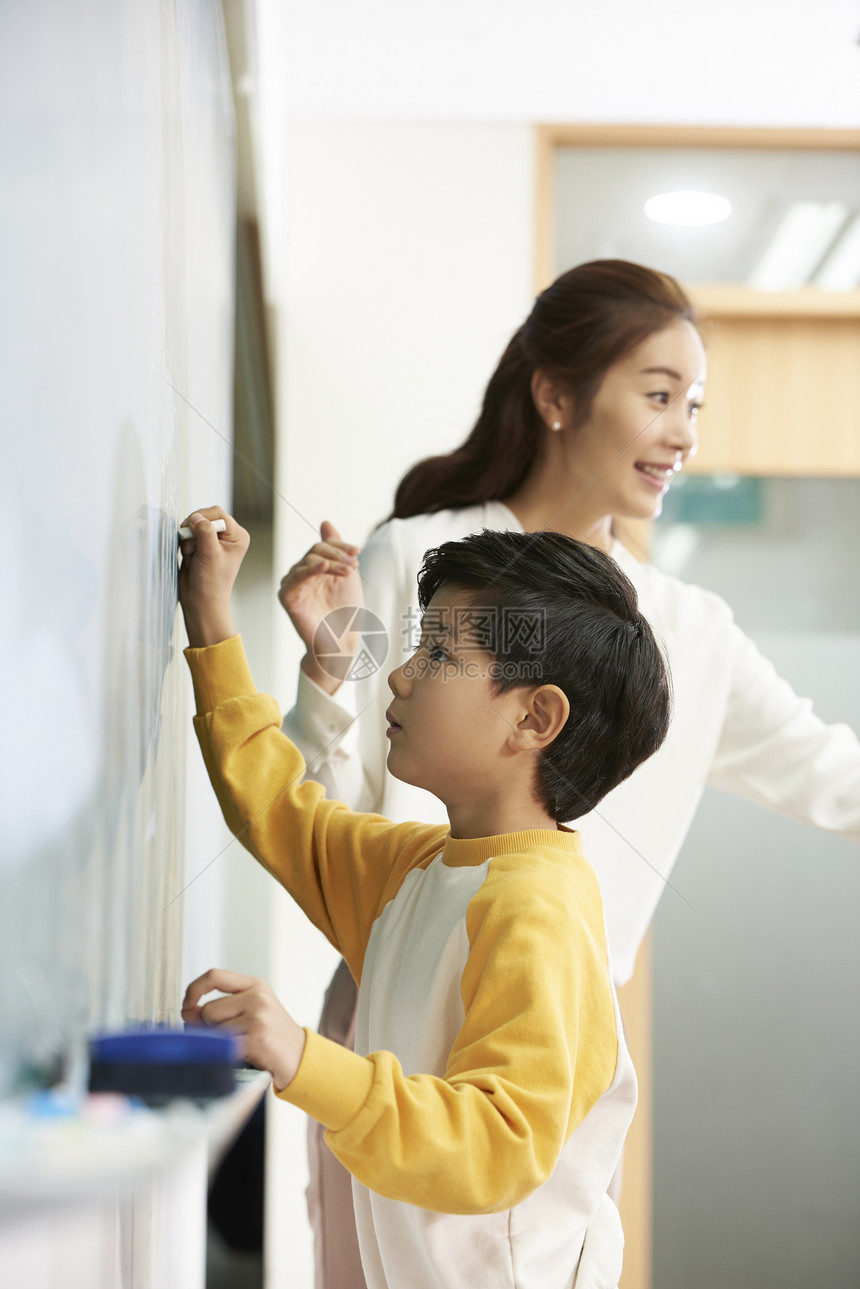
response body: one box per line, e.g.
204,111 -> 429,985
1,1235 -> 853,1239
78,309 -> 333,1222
688,287 -> 860,476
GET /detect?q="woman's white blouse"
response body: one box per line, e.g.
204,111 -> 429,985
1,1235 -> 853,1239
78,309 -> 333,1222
284,501 -> 860,985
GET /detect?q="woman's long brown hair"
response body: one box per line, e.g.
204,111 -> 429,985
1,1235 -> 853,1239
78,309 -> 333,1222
389,260 -> 696,521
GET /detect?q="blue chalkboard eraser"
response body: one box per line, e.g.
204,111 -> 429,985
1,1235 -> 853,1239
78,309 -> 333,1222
88,1027 -> 240,1103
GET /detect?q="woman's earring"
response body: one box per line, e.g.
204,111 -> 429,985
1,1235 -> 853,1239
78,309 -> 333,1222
551,420 -> 562,431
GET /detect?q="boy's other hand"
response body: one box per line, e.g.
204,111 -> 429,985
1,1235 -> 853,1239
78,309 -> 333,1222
182,967 -> 306,1092
178,507 -> 249,647
278,520 -> 362,695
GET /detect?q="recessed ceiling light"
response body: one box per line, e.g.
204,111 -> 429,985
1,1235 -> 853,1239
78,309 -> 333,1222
644,191 -> 733,227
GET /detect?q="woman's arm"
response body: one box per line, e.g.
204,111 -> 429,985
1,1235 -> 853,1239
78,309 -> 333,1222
709,623 -> 860,839
281,519 -> 412,813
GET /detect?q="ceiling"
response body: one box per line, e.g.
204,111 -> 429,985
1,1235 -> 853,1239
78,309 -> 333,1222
256,0 -> 860,125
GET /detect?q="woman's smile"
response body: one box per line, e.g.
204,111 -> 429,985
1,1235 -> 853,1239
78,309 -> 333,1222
634,457 -> 681,491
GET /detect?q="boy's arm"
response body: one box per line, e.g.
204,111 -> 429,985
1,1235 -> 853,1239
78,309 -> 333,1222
279,857 -> 626,1214
186,634 -> 443,968
179,511 -> 446,973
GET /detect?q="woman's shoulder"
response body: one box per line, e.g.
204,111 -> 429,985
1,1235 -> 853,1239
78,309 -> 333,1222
611,539 -> 735,639
365,502 -> 517,561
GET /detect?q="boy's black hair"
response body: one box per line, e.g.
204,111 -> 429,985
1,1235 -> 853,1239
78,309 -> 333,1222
416,529 -> 672,822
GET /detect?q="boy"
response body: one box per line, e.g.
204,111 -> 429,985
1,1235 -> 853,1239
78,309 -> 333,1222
179,508 -> 672,1289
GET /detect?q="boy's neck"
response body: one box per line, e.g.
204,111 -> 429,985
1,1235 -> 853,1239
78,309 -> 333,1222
446,797 -> 559,841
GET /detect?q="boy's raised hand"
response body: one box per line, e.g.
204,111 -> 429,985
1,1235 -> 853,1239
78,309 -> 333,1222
278,520 -> 362,695
178,507 -> 250,648
182,968 -> 306,1092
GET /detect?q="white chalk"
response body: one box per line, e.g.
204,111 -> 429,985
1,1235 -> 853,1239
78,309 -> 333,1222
178,518 -> 227,540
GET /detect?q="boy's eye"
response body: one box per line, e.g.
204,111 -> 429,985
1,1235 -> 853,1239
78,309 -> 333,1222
413,637 -> 449,664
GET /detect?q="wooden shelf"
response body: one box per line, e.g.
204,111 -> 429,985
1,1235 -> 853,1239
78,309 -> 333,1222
691,285 -> 860,318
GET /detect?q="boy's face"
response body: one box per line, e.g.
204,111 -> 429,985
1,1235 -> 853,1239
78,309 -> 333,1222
385,587 -> 532,808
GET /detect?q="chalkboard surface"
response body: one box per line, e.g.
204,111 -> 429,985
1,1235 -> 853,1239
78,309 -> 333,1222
1,1 -> 236,1096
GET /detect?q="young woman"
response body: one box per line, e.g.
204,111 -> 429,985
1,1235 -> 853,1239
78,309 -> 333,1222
279,260 -> 860,1289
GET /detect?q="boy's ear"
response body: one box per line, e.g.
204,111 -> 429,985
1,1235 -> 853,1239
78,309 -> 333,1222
510,684 -> 570,753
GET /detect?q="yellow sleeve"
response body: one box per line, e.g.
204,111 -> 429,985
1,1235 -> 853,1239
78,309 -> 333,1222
279,853 -> 620,1214
185,635 -> 447,979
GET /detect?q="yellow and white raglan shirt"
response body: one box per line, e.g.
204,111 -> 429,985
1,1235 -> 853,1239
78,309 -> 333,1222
187,635 -> 637,1289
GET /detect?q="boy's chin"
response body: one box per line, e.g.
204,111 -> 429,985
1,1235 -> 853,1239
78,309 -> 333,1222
386,748 -> 425,791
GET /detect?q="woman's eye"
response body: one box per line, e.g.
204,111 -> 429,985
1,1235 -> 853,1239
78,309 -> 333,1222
688,401 -> 703,417
649,391 -> 670,405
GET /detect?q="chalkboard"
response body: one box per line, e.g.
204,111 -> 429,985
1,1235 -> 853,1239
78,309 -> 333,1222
1,1 -> 236,1096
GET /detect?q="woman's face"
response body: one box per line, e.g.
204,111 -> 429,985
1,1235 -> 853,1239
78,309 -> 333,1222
564,320 -> 706,523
